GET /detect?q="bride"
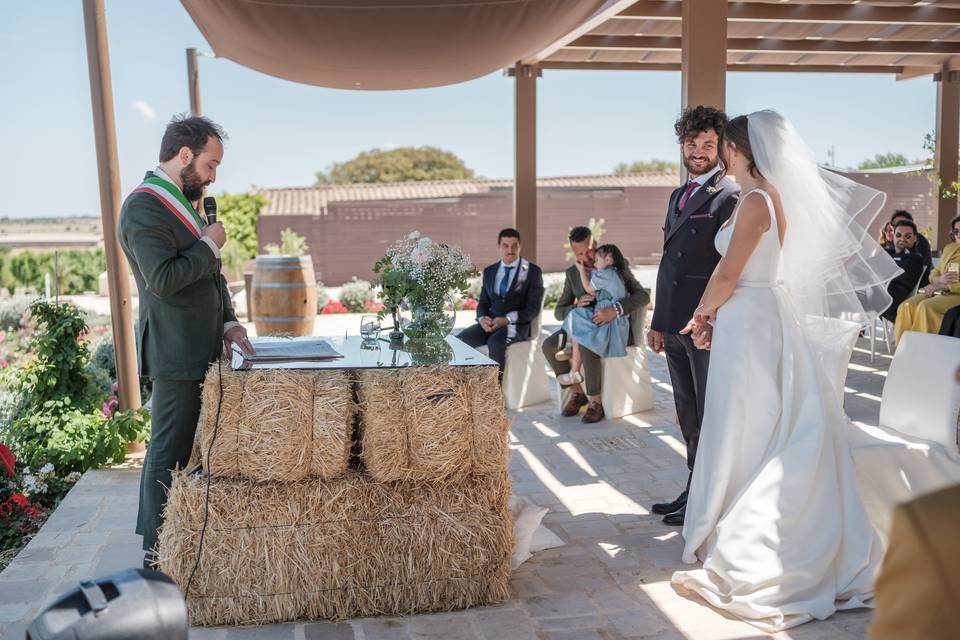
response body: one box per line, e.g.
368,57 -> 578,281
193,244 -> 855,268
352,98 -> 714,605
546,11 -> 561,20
670,110 -> 901,631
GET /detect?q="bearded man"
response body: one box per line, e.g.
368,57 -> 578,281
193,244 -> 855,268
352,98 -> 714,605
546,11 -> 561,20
118,115 -> 253,567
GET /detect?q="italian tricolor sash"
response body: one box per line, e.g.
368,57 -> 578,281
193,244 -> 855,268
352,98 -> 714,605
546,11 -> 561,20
133,175 -> 204,239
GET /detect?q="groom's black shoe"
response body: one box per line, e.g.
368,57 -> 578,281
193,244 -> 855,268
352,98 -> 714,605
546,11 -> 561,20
662,507 -> 685,526
651,490 -> 687,516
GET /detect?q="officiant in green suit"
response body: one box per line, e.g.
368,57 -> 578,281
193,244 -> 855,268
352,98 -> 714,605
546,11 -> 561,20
118,115 -> 254,568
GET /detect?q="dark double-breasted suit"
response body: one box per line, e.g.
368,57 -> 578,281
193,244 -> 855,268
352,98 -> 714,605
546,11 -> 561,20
652,169 -> 739,475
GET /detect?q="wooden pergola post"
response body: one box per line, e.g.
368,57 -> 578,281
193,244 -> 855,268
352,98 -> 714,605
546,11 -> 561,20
681,0 -> 728,111
935,69 -> 960,250
82,0 -> 141,411
514,63 -> 539,263
186,47 -> 202,116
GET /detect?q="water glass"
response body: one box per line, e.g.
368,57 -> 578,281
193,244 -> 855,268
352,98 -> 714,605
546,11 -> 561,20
360,315 -> 381,341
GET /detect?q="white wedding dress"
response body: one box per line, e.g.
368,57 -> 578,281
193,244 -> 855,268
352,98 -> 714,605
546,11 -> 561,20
671,188 -> 885,632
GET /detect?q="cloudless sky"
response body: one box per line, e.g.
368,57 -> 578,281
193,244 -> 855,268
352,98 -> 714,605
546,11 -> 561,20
2,1 -> 938,218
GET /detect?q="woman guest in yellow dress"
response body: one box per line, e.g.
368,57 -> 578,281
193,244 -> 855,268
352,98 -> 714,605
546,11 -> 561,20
894,215 -> 960,344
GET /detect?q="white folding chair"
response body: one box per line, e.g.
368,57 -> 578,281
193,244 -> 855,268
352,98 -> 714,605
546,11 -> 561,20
476,300 -> 551,410
847,331 -> 960,539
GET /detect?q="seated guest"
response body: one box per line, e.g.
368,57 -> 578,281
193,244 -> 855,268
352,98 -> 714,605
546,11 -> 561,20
882,220 -> 925,323
458,228 -> 544,375
877,221 -> 894,249
869,483 -> 960,640
542,226 -> 650,423
894,215 -> 960,344
889,209 -> 933,288
938,304 -> 960,339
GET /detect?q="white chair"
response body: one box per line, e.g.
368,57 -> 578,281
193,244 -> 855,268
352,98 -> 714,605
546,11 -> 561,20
847,331 -> 960,539
476,302 -> 551,410
557,306 -> 655,420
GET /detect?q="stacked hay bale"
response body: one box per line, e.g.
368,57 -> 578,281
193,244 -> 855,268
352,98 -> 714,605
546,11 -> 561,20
159,362 -> 511,625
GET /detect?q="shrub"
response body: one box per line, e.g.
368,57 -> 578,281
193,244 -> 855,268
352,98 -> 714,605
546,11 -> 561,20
0,295 -> 33,332
339,278 -> 375,313
315,283 -> 330,313
321,300 -> 348,314
0,249 -> 105,295
462,297 -> 479,311
265,228 -> 309,257
543,279 -> 565,310
363,300 -> 385,313
465,276 -> 482,301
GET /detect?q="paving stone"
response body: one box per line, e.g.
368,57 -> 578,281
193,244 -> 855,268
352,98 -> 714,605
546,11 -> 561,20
472,608 -> 537,640
522,592 -> 599,619
188,628 -> 227,640
303,621 -> 355,639
0,579 -> 53,605
225,623 -> 297,638
359,617 -> 411,640
0,602 -> 31,622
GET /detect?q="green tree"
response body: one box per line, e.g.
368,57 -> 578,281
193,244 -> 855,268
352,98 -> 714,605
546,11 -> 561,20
614,159 -> 679,174
857,152 -> 912,170
217,192 -> 267,260
315,146 -> 475,184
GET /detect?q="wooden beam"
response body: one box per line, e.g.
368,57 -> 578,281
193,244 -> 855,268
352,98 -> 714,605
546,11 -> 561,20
569,35 -> 960,56
82,0 -> 141,411
617,1 -> 960,27
523,0 -> 640,64
514,64 -> 538,263
896,66 -> 941,81
681,0 -> 726,110
540,61 -> 907,75
935,69 -> 960,250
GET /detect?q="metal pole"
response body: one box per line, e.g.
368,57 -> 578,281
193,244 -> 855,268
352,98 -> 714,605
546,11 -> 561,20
186,47 -> 202,116
514,64 -> 539,263
82,0 -> 141,410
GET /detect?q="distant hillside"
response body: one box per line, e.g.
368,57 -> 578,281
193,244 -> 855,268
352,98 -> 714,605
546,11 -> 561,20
0,217 -> 102,236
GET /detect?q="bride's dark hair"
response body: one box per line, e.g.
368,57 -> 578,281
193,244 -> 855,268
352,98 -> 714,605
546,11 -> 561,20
725,115 -> 763,179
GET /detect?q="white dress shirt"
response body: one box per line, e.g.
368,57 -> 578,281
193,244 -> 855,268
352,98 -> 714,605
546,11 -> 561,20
687,164 -> 722,199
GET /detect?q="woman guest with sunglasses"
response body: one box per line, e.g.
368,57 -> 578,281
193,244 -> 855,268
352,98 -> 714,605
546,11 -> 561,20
894,215 -> 960,344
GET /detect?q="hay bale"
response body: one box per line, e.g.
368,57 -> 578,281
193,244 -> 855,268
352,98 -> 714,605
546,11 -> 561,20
195,367 -> 353,482
357,366 -> 509,482
157,470 -> 512,626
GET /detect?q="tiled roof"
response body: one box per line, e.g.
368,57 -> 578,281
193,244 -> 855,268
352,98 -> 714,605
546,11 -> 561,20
255,172 -> 680,216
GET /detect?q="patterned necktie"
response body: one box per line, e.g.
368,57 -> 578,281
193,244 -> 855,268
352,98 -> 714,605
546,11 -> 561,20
499,266 -> 514,298
678,180 -> 699,211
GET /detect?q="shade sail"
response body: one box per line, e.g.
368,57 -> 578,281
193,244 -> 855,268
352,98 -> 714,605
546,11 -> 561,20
180,0 -> 607,90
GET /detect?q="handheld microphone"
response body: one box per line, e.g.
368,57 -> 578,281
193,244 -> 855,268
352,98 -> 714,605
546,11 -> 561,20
203,196 -> 217,225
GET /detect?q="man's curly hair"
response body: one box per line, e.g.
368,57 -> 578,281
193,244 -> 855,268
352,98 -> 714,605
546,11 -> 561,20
674,105 -> 728,144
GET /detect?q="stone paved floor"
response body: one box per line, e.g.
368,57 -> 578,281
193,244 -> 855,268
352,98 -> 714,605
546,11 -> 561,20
0,326 -> 891,640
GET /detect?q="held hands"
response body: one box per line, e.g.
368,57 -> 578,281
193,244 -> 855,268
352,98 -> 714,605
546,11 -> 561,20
202,222 -> 227,248
479,316 -> 508,333
680,305 -> 717,351
224,324 -> 255,355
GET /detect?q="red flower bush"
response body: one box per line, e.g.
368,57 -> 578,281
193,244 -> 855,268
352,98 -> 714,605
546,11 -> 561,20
321,300 -> 349,314
363,300 -> 385,313
462,297 -> 479,311
0,444 -> 14,477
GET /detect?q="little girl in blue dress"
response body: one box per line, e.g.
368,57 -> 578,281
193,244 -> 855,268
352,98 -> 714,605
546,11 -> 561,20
557,244 -> 631,386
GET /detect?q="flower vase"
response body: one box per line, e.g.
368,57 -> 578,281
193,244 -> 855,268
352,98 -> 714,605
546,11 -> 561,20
401,295 -> 456,343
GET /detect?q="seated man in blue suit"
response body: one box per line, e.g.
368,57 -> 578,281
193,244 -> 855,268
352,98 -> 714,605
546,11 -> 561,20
458,228 -> 544,376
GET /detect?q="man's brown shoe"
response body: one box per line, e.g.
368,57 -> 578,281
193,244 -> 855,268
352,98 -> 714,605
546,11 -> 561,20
561,391 -> 588,417
582,401 -> 605,424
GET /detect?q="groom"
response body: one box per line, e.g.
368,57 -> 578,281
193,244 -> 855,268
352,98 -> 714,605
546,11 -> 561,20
647,106 -> 740,526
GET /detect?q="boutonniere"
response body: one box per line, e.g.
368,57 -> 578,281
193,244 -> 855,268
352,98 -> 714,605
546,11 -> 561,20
521,263 -> 529,271
705,185 -> 718,195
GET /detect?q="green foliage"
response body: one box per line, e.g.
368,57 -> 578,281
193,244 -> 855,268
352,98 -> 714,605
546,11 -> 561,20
922,131 -> 960,200
14,300 -> 98,415
564,218 -> 607,262
542,279 -> 565,310
9,402 -> 150,473
315,283 -> 330,313
339,278 -> 375,313
265,228 -> 310,257
217,192 -> 267,263
219,240 -> 250,282
316,146 -> 475,185
0,249 -> 105,295
614,159 -> 679,174
857,152 -> 912,170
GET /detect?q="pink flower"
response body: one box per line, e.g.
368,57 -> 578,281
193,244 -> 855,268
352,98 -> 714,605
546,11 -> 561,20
111,382 -> 119,393
462,298 -> 479,311
0,359 -> 7,369
101,402 -> 114,418
0,331 -> 6,343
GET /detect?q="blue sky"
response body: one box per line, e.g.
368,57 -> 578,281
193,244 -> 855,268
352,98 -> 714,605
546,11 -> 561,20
2,1 -> 938,218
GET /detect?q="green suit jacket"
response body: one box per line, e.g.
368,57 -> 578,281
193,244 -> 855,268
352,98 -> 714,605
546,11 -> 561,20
118,171 -> 237,380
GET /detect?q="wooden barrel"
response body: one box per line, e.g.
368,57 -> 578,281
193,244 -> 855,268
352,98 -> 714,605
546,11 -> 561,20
251,255 -> 317,336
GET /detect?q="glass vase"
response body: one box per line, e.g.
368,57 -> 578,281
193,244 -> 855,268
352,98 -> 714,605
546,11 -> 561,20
401,295 -> 456,342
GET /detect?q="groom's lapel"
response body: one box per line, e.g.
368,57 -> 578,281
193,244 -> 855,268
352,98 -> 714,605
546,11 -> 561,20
665,171 -> 727,243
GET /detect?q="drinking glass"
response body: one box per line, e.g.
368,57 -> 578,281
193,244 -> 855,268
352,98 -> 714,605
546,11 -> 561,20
360,315 -> 381,341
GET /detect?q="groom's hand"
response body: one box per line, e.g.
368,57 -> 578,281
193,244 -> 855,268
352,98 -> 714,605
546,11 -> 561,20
692,324 -> 713,350
647,329 -> 664,353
